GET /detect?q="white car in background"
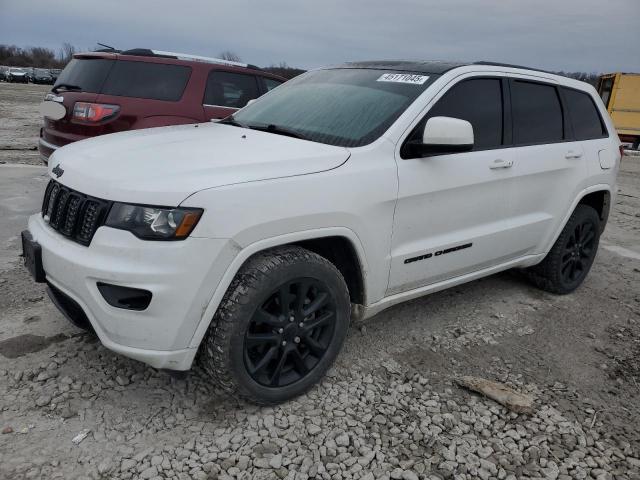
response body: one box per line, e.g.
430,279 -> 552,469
6,66 -> 28,83
22,61 -> 620,404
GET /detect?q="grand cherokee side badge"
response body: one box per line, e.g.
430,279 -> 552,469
52,164 -> 64,178
404,242 -> 473,264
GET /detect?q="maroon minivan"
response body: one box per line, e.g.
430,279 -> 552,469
38,49 -> 286,163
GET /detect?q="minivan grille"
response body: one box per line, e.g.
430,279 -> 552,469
41,180 -> 110,246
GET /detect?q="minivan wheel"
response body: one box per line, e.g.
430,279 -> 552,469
525,204 -> 601,294
200,246 -> 351,404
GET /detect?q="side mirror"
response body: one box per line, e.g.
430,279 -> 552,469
405,116 -> 474,157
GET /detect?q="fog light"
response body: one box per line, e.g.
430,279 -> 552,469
97,282 -> 152,311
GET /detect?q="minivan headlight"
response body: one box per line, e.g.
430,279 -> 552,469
105,203 -> 203,240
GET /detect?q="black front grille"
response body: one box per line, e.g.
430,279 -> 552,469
42,180 -> 111,246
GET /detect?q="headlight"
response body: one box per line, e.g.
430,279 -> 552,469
105,203 -> 203,240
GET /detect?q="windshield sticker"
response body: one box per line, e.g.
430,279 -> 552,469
377,73 -> 429,85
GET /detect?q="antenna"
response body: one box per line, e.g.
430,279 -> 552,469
96,42 -> 116,51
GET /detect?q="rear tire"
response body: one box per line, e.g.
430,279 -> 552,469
525,204 -> 601,294
199,246 -> 351,405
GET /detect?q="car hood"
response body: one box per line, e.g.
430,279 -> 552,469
48,122 -> 350,206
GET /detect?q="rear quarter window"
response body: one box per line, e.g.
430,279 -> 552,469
101,61 -> 192,101
511,80 -> 564,145
562,88 -> 607,140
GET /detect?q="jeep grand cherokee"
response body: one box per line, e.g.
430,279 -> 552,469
23,61 -> 620,404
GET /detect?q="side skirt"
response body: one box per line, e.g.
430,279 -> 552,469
361,253 -> 545,320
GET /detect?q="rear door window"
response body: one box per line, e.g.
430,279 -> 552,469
422,78 -> 504,150
54,58 -> 114,93
101,61 -> 191,101
511,80 -> 564,145
563,88 -> 607,140
204,71 -> 260,108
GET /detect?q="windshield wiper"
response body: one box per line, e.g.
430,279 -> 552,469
247,124 -> 308,140
219,118 -> 308,140
219,116 -> 247,128
52,83 -> 82,93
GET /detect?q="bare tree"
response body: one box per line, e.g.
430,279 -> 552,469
263,62 -> 306,80
0,44 -> 66,68
59,43 -> 77,63
218,50 -> 242,62
556,71 -> 600,87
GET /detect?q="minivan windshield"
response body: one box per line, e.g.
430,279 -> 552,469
230,68 -> 437,147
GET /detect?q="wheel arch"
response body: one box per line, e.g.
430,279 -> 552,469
546,184 -> 612,254
578,189 -> 611,232
291,236 -> 365,306
188,227 -> 369,350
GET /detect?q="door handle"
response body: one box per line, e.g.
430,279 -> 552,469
565,151 -> 583,159
489,159 -> 513,169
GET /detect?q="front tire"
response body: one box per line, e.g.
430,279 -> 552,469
525,204 -> 601,294
199,246 -> 351,404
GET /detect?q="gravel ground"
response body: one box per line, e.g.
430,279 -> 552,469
1,82 -> 640,480
0,82 -> 49,165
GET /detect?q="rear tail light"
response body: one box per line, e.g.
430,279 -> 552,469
72,102 -> 120,123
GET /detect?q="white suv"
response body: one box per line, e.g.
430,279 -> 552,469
22,61 -> 620,404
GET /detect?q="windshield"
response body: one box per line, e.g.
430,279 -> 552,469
231,68 -> 437,147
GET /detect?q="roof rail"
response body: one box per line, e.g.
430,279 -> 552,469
149,50 -> 252,68
473,61 -> 559,76
119,48 -> 170,58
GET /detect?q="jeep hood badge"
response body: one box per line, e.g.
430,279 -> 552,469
52,164 -> 64,178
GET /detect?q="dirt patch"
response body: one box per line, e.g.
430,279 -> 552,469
0,82 -> 49,158
0,264 -> 47,312
604,320 -> 640,386
0,333 -> 70,359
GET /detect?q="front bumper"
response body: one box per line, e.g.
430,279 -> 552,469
28,214 -> 233,370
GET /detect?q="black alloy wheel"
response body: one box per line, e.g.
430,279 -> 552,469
244,278 -> 336,387
560,220 -> 597,284
525,204 -> 601,294
200,246 -> 351,404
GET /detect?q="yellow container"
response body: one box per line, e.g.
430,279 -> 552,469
598,73 -> 640,147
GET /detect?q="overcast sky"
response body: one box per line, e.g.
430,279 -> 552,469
1,0 -> 638,72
